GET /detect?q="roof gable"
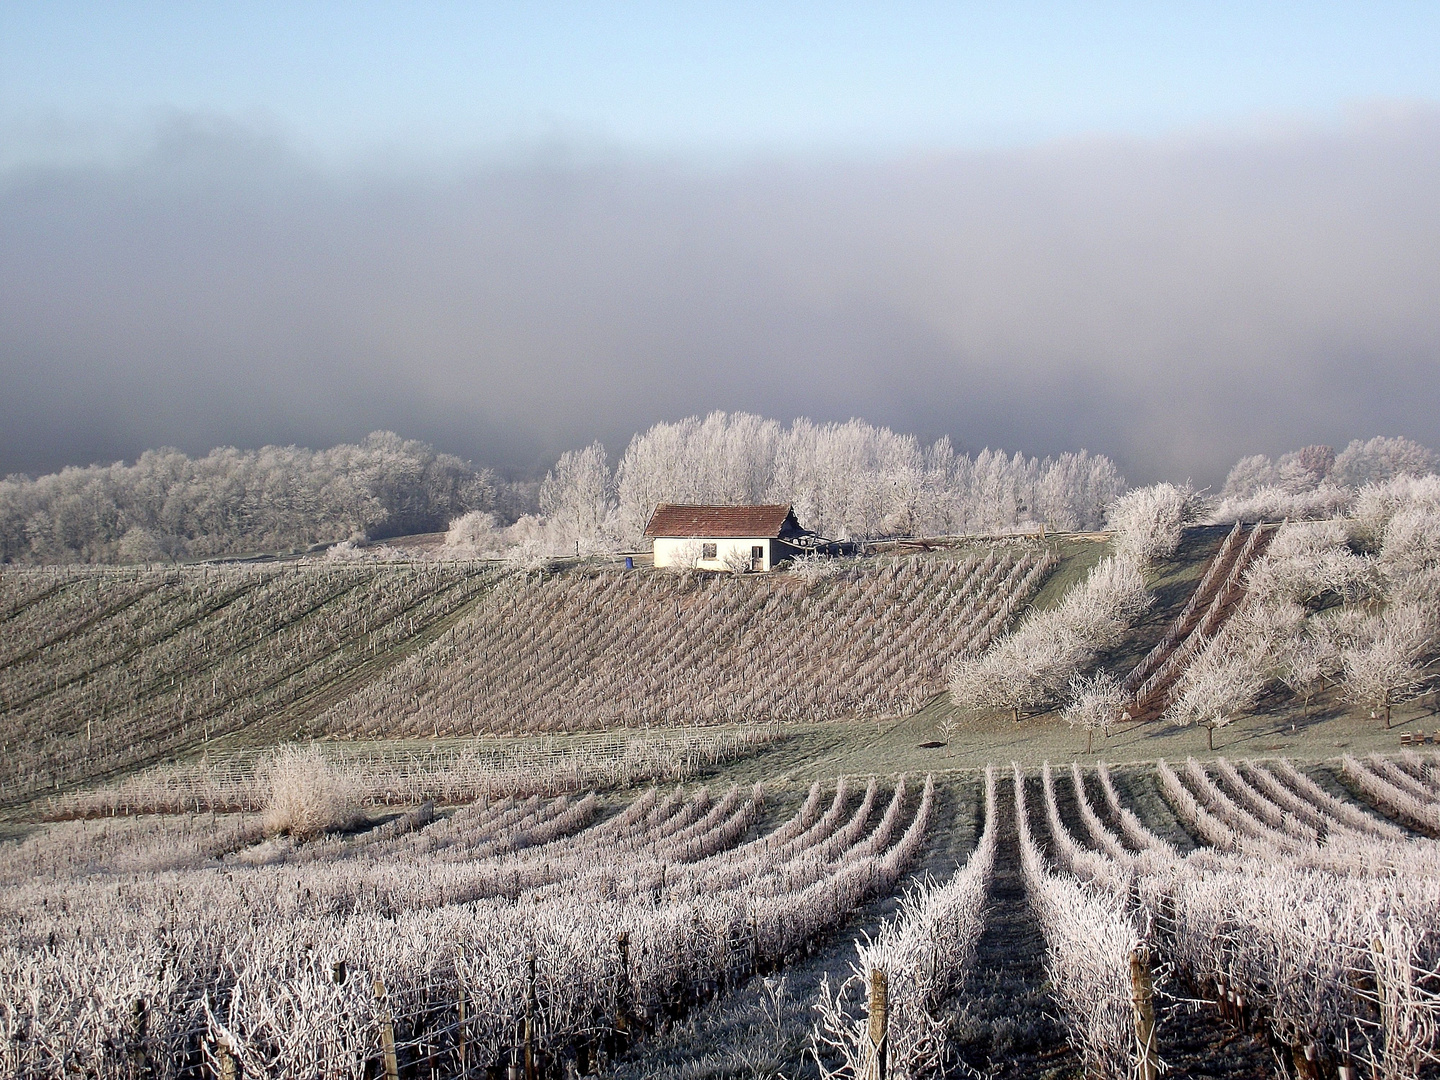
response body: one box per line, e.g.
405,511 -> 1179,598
643,503 -> 803,539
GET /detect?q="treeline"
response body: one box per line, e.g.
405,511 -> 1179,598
1212,436 -> 1439,522
0,432 -> 495,563
466,412 -> 1125,559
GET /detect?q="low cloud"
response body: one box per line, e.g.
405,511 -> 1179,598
2,107 -> 1438,484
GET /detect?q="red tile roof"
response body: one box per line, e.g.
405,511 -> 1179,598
643,503 -> 803,539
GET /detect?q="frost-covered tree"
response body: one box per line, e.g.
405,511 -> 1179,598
538,441 -> 616,555
1271,623 -> 1338,715
1211,437 -> 1438,525
1339,606 -> 1434,729
1062,669 -> 1128,754
1165,646 -> 1266,750
115,526 -> 168,565
612,412 -> 1124,547
0,432 -> 495,563
1107,483 -> 1203,565
1244,521 -> 1378,605
1331,436 -> 1439,488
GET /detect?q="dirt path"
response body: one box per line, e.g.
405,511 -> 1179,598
947,777 -> 1078,1079
608,777 -> 981,1080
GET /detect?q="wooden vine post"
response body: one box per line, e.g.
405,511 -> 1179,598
130,997 -> 151,1079
615,932 -> 632,1038
864,967 -> 888,1080
216,1039 -> 237,1080
524,952 -> 538,1080
373,977 -> 399,1080
1130,945 -> 1158,1080
456,959 -> 469,1080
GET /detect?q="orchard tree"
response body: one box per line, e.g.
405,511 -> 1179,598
1062,669 -> 1128,754
1340,606 -> 1433,729
1106,483 -> 1204,566
1165,647 -> 1265,750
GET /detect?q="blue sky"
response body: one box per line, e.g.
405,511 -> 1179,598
4,3 -> 1440,162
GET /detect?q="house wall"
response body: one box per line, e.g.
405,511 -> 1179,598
652,536 -> 780,571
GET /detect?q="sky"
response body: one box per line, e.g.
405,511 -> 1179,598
3,3 -> 1440,484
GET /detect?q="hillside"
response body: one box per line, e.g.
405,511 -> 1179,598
8,522 -> 1440,1079
0,540 -> 1070,806
321,543 -> 1057,738
0,563 -> 494,807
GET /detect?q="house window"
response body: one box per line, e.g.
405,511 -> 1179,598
702,543 -> 717,560
751,545 -> 764,561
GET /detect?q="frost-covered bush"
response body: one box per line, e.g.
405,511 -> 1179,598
445,510 -> 504,556
261,746 -> 363,840
1107,483 -> 1202,565
325,539 -> 408,561
721,546 -> 753,575
1210,484 -> 1353,525
949,556 -> 1150,720
787,551 -> 844,585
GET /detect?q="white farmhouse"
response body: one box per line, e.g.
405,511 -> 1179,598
644,504 -> 811,572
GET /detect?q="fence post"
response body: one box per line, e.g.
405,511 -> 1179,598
1130,946 -> 1158,1080
216,1038 -> 237,1080
457,982 -> 468,1079
865,967 -> 888,1080
130,997 -> 151,1078
525,952 -> 537,1080
374,977 -> 399,1080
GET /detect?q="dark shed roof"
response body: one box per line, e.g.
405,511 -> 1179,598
643,504 -> 805,539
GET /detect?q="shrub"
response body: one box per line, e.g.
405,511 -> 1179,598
1107,484 -> 1203,565
260,746 -> 363,840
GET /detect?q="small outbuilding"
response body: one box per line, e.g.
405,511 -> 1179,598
644,503 -> 811,572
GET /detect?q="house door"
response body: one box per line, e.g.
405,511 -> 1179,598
751,544 -> 765,572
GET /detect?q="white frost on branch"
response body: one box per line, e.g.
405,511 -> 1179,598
1107,483 -> 1204,565
948,556 -> 1150,721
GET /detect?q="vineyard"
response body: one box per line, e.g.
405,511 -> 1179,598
0,563 -> 496,807
0,773 -> 940,1078
1120,520 -> 1274,716
320,546 -> 1057,738
0,545 -> 1055,807
5,755 -> 1440,1078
